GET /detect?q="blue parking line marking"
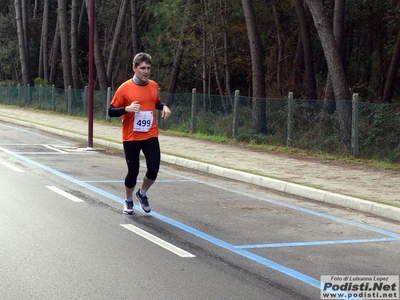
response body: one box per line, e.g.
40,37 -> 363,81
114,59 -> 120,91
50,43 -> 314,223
151,212 -> 359,300
150,210 -> 322,289
3,145 -> 397,298
235,237 -> 400,249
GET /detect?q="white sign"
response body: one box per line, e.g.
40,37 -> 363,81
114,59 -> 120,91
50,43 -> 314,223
321,275 -> 399,300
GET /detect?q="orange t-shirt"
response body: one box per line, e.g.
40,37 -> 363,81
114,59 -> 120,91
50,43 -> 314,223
110,79 -> 161,141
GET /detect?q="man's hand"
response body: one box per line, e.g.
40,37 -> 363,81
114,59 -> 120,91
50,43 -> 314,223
161,105 -> 171,120
125,101 -> 141,113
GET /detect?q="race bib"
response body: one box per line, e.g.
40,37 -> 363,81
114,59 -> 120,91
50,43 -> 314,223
133,111 -> 154,132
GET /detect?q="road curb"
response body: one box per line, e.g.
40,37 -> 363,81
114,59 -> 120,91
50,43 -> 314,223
2,115 -> 399,222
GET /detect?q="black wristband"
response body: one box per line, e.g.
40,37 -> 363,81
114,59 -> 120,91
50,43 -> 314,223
156,101 -> 169,110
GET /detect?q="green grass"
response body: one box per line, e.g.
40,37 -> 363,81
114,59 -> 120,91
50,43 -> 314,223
162,128 -> 400,171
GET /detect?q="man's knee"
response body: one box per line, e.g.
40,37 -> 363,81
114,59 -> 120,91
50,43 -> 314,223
146,169 -> 158,181
125,172 -> 138,188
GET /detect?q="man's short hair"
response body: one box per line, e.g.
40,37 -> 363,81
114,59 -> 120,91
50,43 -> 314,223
132,52 -> 152,67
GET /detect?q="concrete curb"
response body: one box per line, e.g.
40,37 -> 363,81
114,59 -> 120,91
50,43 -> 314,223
2,115 -> 400,222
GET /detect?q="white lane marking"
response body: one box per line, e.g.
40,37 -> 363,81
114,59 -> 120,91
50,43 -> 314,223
11,153 -> 69,155
1,162 -> 24,172
46,186 -> 85,202
120,224 -> 196,258
0,146 -> 13,154
42,144 -> 68,153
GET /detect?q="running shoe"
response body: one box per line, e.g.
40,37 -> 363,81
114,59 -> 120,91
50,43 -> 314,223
123,200 -> 134,215
135,189 -> 151,213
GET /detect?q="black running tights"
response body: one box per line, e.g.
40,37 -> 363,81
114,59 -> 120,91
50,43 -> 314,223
122,137 -> 160,189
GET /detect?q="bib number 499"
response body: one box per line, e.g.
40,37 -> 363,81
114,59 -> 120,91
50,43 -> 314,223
136,119 -> 151,127
133,111 -> 153,132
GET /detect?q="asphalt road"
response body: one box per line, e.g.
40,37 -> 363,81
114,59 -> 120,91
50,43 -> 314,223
1,121 -> 399,300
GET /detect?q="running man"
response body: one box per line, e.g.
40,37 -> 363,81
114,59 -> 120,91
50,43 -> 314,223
108,52 -> 171,214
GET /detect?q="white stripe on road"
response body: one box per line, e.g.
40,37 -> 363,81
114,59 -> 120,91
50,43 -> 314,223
46,186 -> 85,202
42,144 -> 68,153
120,224 -> 196,258
1,162 -> 24,172
0,146 -> 13,154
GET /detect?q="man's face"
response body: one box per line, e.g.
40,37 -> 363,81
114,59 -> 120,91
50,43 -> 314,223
133,61 -> 151,82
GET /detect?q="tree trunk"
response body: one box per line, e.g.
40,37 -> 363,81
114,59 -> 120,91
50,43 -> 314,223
203,0 -> 224,99
33,0 -> 39,20
39,0 -> 49,83
324,0 -> 345,111
107,0 -> 129,84
157,0 -> 190,103
78,0 -> 86,35
85,0 -> 109,90
271,0 -> 283,93
58,0 -> 73,88
221,0 -> 233,105
166,28 -> 184,105
201,0 -> 208,110
305,0 -> 352,147
382,28 -> 400,103
203,35 -> 209,110
167,33 -> 183,94
49,17 -> 60,85
131,0 -> 140,55
14,0 -> 31,86
241,0 -> 266,134
294,0 -> 317,100
212,45 -> 224,97
332,0 -> 346,57
223,29 -> 233,106
21,0 -> 30,72
71,0 -> 80,89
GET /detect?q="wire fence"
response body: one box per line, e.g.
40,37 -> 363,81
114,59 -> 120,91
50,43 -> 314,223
0,85 -> 399,163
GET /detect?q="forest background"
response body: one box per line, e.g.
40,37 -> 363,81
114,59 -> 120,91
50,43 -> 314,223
1,0 -> 399,163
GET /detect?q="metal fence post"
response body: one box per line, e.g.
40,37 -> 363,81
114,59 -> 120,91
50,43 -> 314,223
352,93 -> 360,157
106,87 -> 111,121
39,85 -> 42,110
232,90 -> 240,140
83,86 -> 88,116
26,84 -> 30,104
67,86 -> 72,115
52,85 -> 55,111
17,84 -> 21,106
287,92 -> 294,146
191,88 -> 197,132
